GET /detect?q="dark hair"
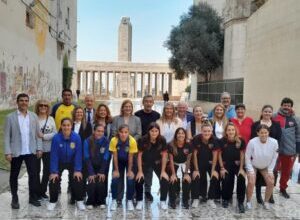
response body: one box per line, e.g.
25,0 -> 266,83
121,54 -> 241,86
95,103 -> 113,124
89,124 -> 106,157
256,124 -> 270,133
281,97 -> 294,107
60,117 -> 73,125
142,95 -> 154,103
17,93 -> 29,102
235,103 -> 246,110
170,127 -> 187,156
143,122 -> 164,151
260,105 -> 273,120
62,88 -> 72,96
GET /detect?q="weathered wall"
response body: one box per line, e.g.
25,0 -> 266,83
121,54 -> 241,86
193,0 -> 226,16
0,0 -> 77,110
244,0 -> 300,117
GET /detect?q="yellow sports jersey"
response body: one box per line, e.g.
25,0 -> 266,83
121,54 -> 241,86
53,104 -> 75,129
109,135 -> 138,154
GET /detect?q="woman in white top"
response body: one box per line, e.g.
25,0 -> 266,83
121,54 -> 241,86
35,99 -> 56,199
156,102 -> 182,143
245,124 -> 278,210
210,103 -> 228,139
187,105 -> 205,140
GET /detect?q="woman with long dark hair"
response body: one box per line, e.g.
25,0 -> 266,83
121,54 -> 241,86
251,105 -> 281,204
84,124 -> 110,210
135,122 -> 169,210
168,127 -> 193,209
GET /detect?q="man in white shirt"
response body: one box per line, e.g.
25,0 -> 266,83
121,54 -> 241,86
4,93 -> 42,209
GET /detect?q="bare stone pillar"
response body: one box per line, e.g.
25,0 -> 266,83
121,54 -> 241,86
141,72 -> 145,97
77,71 -> 81,91
168,72 -> 172,96
106,72 -> 109,96
148,73 -> 152,95
99,71 -> 103,95
161,72 -> 165,95
92,71 -> 96,95
85,71 -> 88,95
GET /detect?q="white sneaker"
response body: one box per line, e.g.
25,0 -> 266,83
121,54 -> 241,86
207,200 -> 216,209
47,202 -> 56,211
136,201 -> 143,210
100,204 -> 106,209
246,201 -> 252,210
86,205 -> 93,210
111,200 -> 117,211
77,201 -> 86,211
127,200 -> 134,211
192,199 -> 199,208
263,202 -> 271,210
160,201 -> 168,210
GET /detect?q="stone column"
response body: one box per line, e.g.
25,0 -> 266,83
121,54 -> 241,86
92,71 -> 96,95
85,71 -> 88,95
148,72 -> 152,95
77,71 -> 81,91
99,71 -> 102,96
168,72 -> 172,96
106,72 -> 109,96
161,72 -> 165,95
141,72 -> 145,97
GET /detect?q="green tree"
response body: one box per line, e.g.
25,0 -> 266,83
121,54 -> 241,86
63,54 -> 73,89
165,3 -> 224,81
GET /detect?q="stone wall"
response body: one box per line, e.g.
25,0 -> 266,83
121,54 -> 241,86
244,0 -> 300,117
0,0 -> 77,110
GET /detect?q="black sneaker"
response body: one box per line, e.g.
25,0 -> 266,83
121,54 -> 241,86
11,196 -> 19,209
145,192 -> 153,202
256,186 -> 263,204
169,201 -> 176,209
29,198 -> 41,207
200,197 -> 207,203
69,198 -> 75,205
238,203 -> 245,213
280,189 -> 290,199
222,200 -> 229,208
269,194 -> 275,204
183,201 -> 189,209
117,200 -> 122,206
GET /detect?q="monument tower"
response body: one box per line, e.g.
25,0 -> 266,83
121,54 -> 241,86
118,17 -> 132,62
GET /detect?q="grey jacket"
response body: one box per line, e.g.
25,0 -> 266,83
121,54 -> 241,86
4,111 -> 42,157
111,115 -> 142,140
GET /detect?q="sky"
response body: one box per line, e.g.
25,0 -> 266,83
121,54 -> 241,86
77,0 -> 193,63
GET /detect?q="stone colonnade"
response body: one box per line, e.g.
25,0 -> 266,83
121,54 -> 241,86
76,70 -> 173,98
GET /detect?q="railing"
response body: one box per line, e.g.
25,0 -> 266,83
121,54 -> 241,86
197,78 -> 244,104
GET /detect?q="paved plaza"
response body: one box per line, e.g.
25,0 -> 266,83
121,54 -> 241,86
0,100 -> 300,219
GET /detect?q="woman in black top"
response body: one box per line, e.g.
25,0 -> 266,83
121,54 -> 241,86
168,127 -> 193,209
135,122 -> 169,210
191,122 -> 220,209
219,122 -> 246,213
251,105 -> 281,204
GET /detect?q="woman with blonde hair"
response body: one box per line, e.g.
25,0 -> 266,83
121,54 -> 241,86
218,122 -> 246,212
210,103 -> 228,139
111,99 -> 141,140
156,102 -> 182,143
34,99 -> 56,200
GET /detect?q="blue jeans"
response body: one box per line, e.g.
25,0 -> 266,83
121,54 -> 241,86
111,160 -> 135,200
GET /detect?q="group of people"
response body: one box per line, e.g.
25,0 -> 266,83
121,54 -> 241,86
3,89 -> 300,214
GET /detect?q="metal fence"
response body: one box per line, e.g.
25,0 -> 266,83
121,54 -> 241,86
197,78 -> 244,104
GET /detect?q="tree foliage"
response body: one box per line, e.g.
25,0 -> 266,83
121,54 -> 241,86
165,3 -> 224,81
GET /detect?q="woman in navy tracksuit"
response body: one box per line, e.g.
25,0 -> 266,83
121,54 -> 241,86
84,124 -> 110,209
47,118 -> 85,211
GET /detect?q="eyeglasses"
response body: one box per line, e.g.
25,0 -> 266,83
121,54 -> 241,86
39,104 -> 48,108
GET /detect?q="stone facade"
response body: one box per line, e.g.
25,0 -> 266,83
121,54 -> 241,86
0,0 -> 77,110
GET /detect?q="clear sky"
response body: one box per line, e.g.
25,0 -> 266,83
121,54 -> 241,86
77,0 -> 193,63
